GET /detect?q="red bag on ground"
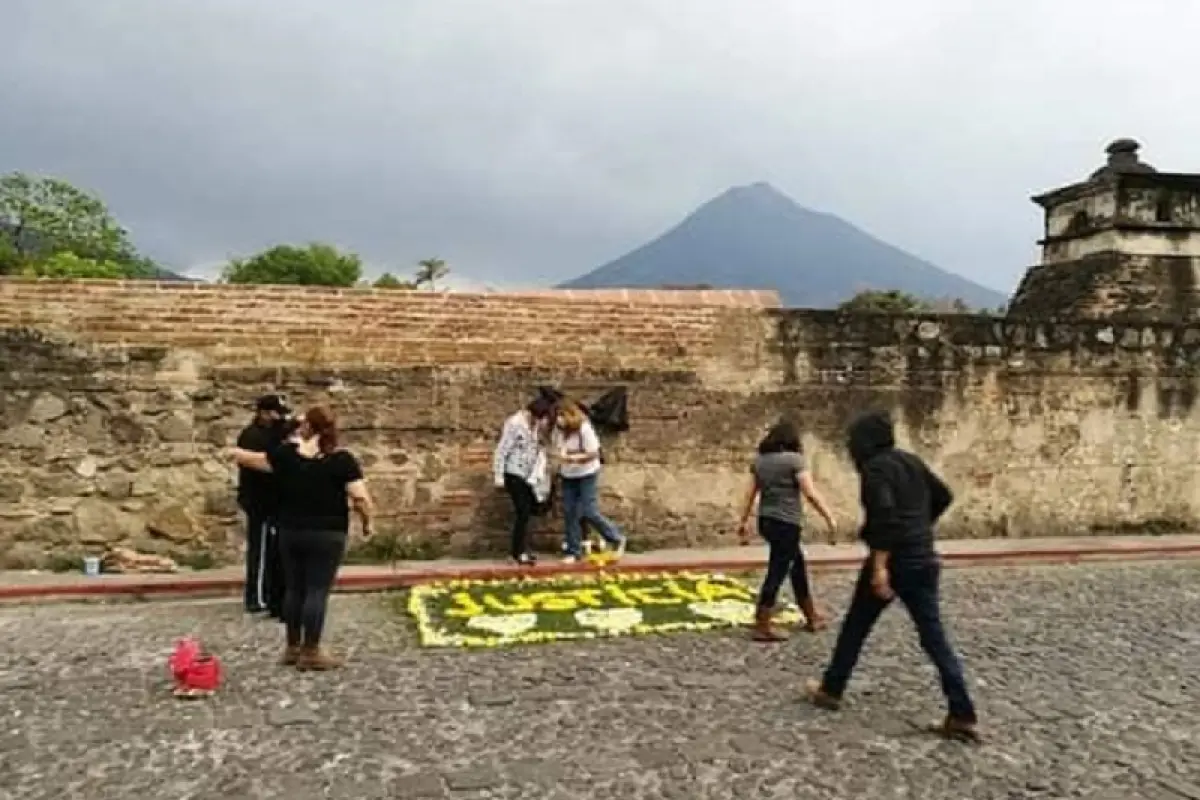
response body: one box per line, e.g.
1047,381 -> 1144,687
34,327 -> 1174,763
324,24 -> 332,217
168,637 -> 222,698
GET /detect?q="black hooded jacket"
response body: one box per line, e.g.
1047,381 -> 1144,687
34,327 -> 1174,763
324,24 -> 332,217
847,411 -> 952,565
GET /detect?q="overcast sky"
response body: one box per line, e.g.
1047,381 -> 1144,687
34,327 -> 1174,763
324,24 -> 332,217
4,1 -> 1198,292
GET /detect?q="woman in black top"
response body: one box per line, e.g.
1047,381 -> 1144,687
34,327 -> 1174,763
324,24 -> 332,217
233,405 -> 374,671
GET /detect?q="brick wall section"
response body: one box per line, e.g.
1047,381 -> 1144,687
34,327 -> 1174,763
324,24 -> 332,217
2,278 -> 1200,569
0,279 -> 778,369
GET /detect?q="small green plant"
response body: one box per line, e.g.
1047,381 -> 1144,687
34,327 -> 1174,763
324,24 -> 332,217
345,532 -> 447,564
46,553 -> 84,573
176,550 -> 219,571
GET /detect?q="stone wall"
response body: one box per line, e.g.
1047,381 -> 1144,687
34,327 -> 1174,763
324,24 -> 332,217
1,278 -> 1198,569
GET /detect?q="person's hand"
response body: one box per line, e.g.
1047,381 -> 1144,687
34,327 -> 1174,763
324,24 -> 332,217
870,566 -> 894,601
494,477 -> 506,490
737,520 -> 753,546
822,513 -> 837,543
361,520 -> 374,539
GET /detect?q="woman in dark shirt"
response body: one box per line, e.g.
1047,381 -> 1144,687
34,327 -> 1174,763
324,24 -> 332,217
233,405 -> 374,671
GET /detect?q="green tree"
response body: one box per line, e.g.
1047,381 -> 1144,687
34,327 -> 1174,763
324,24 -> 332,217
0,172 -> 136,268
222,242 -> 362,286
374,272 -> 415,289
413,257 -> 449,290
837,289 -> 930,314
20,251 -> 133,279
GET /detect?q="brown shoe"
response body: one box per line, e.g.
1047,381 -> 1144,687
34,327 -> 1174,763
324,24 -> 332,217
279,645 -> 300,667
929,715 -> 982,743
751,607 -> 788,642
296,646 -> 344,672
804,678 -> 842,711
799,601 -> 828,633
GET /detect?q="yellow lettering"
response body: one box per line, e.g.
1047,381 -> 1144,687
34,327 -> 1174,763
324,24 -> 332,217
526,591 -> 578,612
604,584 -> 637,606
482,593 -> 533,613
626,586 -> 683,606
570,589 -> 605,608
444,592 -> 486,618
663,579 -> 700,603
693,579 -> 754,603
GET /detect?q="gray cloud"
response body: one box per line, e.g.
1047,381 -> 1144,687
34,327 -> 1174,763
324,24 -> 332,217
4,0 -> 1199,292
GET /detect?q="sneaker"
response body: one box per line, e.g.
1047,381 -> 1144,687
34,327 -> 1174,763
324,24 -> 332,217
562,555 -> 578,564
614,537 -> 627,558
594,538 -> 609,553
296,646 -> 344,672
515,553 -> 537,567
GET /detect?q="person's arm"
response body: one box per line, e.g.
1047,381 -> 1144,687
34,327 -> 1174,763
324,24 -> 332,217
232,449 -> 272,472
736,472 -> 759,543
924,465 -> 953,522
859,461 -> 897,599
799,471 -> 835,531
342,454 -> 374,537
492,419 -> 516,488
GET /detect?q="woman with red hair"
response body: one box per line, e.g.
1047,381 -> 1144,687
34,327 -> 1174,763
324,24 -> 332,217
233,405 -> 374,670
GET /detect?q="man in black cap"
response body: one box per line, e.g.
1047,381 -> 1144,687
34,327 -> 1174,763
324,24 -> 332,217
236,394 -> 291,617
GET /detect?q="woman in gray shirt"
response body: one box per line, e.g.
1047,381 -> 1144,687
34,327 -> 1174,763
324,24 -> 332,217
737,420 -> 836,642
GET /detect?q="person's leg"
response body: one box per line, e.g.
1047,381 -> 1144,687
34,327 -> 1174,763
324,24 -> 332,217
504,474 -> 535,563
753,518 -> 793,642
264,518 -> 286,620
893,562 -> 978,736
278,528 -> 306,663
578,474 -> 625,553
243,510 -> 267,613
560,477 -> 584,559
808,560 -> 890,707
788,531 -> 825,631
296,532 -> 349,671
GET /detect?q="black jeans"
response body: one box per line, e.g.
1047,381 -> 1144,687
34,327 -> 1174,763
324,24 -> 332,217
820,558 -> 976,722
242,508 -> 281,613
503,473 -> 536,559
279,527 -> 346,648
756,517 -> 811,608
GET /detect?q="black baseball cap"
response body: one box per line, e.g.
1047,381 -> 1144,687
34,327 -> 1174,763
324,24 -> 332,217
255,394 -> 291,415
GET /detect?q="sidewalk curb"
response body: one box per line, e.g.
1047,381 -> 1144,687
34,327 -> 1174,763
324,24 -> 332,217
3,541 -> 1200,604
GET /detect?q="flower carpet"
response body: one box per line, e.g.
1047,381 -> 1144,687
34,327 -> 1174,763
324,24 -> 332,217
405,571 -> 804,648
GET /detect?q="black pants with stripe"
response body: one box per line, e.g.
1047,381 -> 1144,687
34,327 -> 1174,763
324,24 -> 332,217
244,509 -> 285,616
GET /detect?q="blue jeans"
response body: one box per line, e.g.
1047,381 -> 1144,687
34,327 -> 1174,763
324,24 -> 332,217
561,473 -> 623,556
820,558 -> 976,723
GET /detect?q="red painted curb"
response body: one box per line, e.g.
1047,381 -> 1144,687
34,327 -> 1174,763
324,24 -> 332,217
2,542 -> 1199,602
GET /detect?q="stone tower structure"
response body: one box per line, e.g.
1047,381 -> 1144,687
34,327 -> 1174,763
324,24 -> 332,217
1009,139 -> 1200,320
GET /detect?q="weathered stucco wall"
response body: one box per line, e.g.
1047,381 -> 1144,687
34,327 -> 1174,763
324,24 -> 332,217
0,279 -> 1197,569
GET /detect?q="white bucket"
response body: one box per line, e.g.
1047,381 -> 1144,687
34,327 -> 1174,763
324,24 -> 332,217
83,556 -> 101,577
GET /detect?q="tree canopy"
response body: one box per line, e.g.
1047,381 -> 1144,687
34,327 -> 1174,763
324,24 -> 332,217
837,289 -> 929,314
373,272 -> 415,290
0,172 -> 154,278
222,243 -> 362,286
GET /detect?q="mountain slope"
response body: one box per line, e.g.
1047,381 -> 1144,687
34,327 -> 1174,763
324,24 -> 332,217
560,182 -> 1006,309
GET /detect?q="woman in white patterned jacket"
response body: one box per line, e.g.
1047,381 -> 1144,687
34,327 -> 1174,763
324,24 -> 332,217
492,396 -> 556,565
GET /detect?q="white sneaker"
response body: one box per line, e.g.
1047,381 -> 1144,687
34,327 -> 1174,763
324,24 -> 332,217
562,555 -> 578,564
615,537 -> 627,558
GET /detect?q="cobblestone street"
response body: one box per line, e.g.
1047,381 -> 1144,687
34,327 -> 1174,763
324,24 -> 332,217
2,561 -> 1198,800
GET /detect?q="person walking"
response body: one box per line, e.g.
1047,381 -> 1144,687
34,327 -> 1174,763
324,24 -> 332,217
554,402 -> 626,563
804,410 -> 980,742
233,405 -> 374,670
736,420 -> 836,641
235,394 -> 290,617
492,397 -> 556,566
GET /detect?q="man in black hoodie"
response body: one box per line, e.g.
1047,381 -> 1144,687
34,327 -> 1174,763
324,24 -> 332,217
805,410 -> 979,742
